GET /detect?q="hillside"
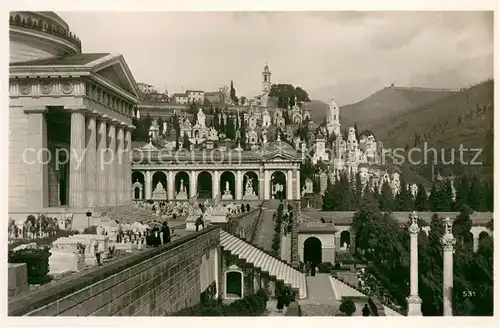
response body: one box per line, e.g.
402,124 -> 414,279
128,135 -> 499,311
339,85 -> 455,129
306,99 -> 330,123
376,80 -> 494,179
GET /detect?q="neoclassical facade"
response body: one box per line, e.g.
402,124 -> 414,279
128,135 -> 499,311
9,12 -> 140,228
131,140 -> 302,201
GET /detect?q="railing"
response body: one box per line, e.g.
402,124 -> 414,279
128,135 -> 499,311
10,15 -> 82,51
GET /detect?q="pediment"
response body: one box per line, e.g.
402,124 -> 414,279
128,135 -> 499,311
89,54 -> 140,99
263,152 -> 297,161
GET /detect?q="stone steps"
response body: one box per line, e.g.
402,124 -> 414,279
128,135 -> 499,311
220,230 -> 307,299
94,204 -> 159,224
328,276 -> 365,301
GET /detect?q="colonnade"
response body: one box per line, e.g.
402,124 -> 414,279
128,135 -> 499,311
66,105 -> 133,208
135,168 -> 301,201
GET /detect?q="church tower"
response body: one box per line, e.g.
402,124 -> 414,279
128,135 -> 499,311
326,96 -> 341,136
262,63 -> 271,93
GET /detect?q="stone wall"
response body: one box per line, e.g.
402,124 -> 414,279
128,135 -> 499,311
9,226 -> 220,316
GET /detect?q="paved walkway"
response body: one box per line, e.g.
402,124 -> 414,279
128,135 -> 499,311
298,274 -> 342,316
254,209 -> 275,252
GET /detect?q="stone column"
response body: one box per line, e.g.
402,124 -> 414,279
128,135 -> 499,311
472,234 -> 479,252
106,121 -> 117,206
190,171 -> 197,198
287,170 -> 293,200
264,170 -> 270,200
85,112 -> 98,208
258,168 -> 264,200
334,232 -> 341,250
115,125 -> 125,204
68,106 -> 87,208
295,169 -> 301,200
167,171 -> 174,200
407,212 -> 422,316
236,170 -> 242,200
96,116 -> 108,206
145,171 -> 152,199
213,170 -> 219,199
124,127 -> 133,205
442,217 -> 456,316
24,107 -> 49,209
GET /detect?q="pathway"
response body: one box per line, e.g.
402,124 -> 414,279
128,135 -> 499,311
254,209 -> 275,252
298,274 -> 342,316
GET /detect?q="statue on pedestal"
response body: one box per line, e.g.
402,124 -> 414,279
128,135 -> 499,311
243,176 -> 258,200
222,180 -> 233,200
176,179 -> 188,200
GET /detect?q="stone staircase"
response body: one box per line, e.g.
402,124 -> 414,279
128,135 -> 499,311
94,204 -> 159,223
220,230 -> 307,299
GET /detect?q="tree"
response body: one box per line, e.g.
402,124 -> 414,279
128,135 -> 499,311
182,132 -> 190,150
453,174 -> 469,211
428,183 -> 440,212
239,112 -> 246,148
219,115 -> 225,135
230,80 -> 238,105
157,116 -> 164,136
225,117 -> 235,140
339,298 -> 356,316
414,183 -> 428,211
294,86 -> 311,102
240,96 -> 247,106
379,180 -> 394,211
467,174 -> 484,211
395,176 -> 411,211
354,123 -> 360,142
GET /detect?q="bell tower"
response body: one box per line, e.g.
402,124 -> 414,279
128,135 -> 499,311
262,63 -> 271,93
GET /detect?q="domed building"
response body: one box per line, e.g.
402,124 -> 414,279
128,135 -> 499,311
9,12 -> 141,228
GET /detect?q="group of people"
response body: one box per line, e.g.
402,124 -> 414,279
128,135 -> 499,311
145,221 -> 171,247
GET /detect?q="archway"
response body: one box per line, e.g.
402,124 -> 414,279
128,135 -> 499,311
303,237 -> 322,266
131,171 -> 145,200
340,231 -> 351,250
479,231 -> 490,241
270,171 -> 286,200
220,171 -> 235,200
225,270 -> 243,299
242,171 -> 259,199
197,171 -> 212,199
151,171 -> 167,199
175,171 -> 190,200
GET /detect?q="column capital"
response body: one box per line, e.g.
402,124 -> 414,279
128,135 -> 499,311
86,109 -> 100,118
24,106 -> 47,114
126,124 -> 136,131
97,114 -> 111,122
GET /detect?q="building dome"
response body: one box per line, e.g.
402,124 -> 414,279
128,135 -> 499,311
9,11 -> 82,64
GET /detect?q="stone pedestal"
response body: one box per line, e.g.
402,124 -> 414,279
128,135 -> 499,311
8,263 -> 29,297
242,193 -> 258,201
176,191 -> 188,200
442,218 -> 456,317
206,211 -> 228,224
407,295 -> 423,316
222,190 -> 233,200
113,242 -> 138,253
407,212 -> 422,316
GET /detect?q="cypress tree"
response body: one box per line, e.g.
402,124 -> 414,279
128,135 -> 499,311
467,174 -> 484,211
379,180 -> 394,212
182,132 -> 190,150
414,183 -> 428,211
239,112 -> 246,148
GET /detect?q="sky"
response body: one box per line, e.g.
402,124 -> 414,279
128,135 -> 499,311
60,11 -> 493,105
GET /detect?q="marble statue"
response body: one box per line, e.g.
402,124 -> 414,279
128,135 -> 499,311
222,180 -> 233,200
243,176 -> 258,200
176,179 -> 188,200
152,181 -> 166,200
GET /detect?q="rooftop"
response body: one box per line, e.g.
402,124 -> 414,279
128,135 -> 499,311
10,53 -> 110,66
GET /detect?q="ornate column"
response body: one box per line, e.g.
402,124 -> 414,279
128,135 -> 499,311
68,106 -> 87,208
236,170 -> 242,200
472,234 -> 479,252
24,107 -> 49,209
190,171 -> 197,198
407,212 -> 422,316
167,171 -> 174,200
442,217 -> 456,316
287,170 -> 293,200
123,126 -> 133,204
334,231 -> 341,250
115,125 -> 125,205
295,169 -> 301,200
213,170 -> 219,199
96,116 -> 108,206
85,111 -> 98,208
264,170 -> 270,200
145,171 -> 152,199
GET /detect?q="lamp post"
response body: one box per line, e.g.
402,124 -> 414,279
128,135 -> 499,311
86,210 -> 92,228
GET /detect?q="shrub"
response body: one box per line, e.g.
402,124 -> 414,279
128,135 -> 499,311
256,288 -> 269,302
317,262 -> 334,273
339,298 -> 356,316
8,247 -> 51,285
